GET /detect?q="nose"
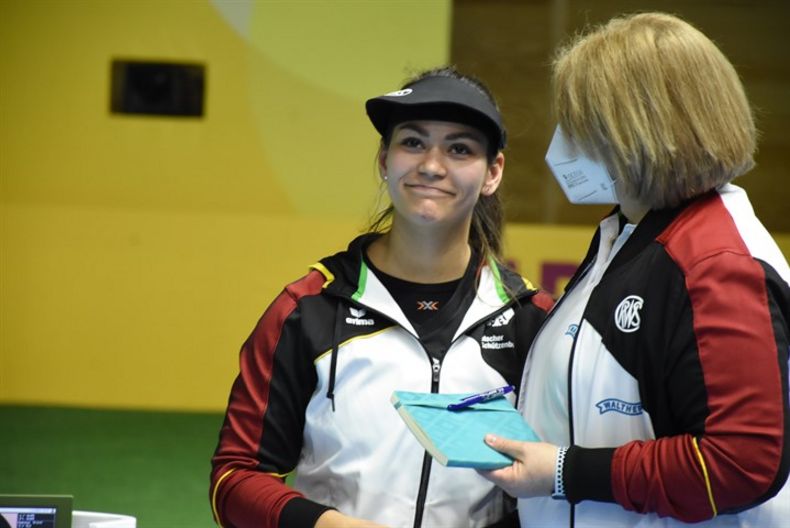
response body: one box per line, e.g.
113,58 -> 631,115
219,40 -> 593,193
417,147 -> 447,178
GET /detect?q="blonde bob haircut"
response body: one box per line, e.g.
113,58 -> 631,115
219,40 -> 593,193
552,12 -> 757,209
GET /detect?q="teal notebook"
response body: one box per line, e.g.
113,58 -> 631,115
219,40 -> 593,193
391,390 -> 540,469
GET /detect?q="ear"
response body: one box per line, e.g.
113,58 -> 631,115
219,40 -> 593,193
377,146 -> 389,181
481,152 -> 505,196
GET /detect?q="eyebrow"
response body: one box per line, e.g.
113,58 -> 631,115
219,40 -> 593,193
396,123 -> 486,144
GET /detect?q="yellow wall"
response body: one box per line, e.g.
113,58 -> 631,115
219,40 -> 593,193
0,0 -> 450,411
1,1 -> 788,412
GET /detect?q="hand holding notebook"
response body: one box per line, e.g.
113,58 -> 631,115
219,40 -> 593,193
391,389 -> 540,469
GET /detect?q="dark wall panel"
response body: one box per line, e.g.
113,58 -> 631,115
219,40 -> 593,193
452,0 -> 790,231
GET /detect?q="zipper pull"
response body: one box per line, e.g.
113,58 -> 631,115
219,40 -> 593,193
431,357 -> 441,383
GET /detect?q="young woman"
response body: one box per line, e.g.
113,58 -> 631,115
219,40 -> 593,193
481,12 -> 790,527
210,67 -> 553,528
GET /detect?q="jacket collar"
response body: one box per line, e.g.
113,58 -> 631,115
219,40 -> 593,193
564,191 -> 714,293
315,232 -> 535,336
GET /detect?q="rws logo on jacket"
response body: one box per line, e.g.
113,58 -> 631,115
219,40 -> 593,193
346,307 -> 375,326
614,295 -> 643,333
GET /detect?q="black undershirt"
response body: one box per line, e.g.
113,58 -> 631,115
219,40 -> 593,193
363,251 -> 479,356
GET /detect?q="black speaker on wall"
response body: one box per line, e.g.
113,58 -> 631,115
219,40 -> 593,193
111,59 -> 205,117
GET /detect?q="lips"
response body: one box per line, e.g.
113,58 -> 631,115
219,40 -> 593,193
404,183 -> 454,197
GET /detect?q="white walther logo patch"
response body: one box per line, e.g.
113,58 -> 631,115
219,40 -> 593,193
614,295 -> 643,333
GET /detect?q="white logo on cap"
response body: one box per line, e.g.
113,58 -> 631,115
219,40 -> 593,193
384,89 -> 412,97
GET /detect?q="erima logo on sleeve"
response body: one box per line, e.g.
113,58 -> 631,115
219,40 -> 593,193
346,307 -> 375,326
614,295 -> 643,333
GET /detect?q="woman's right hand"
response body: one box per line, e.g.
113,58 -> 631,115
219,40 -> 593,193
315,509 -> 390,528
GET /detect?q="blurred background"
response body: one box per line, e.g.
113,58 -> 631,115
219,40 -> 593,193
1,1 -> 787,526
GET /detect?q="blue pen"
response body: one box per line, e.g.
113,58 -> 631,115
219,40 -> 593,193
447,385 -> 515,411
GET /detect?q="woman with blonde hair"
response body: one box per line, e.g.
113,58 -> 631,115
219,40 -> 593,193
481,12 -> 789,527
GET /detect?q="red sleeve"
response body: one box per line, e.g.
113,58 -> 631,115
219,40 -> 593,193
531,290 -> 555,313
212,470 -> 302,528
210,271 -> 328,528
610,236 -> 788,520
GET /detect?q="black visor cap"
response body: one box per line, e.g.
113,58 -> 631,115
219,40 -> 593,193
365,75 -> 506,151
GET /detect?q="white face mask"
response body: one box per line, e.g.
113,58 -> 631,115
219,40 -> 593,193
545,125 -> 618,204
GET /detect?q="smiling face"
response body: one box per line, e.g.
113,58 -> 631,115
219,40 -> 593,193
379,120 -> 504,232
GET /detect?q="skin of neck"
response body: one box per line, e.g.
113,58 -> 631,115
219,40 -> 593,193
366,218 -> 473,284
615,179 -> 651,224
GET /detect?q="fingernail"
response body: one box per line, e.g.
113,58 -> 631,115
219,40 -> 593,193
486,434 -> 497,444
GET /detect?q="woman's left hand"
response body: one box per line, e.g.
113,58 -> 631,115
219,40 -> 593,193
477,435 -> 558,498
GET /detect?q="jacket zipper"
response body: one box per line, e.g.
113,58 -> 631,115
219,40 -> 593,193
412,356 -> 442,528
431,357 -> 441,385
345,300 -> 521,528
564,260 -> 597,528
536,263 -> 591,528
411,300 -> 529,528
566,318 -> 582,528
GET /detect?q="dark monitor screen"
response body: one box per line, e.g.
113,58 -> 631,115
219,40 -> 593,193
0,496 -> 72,528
